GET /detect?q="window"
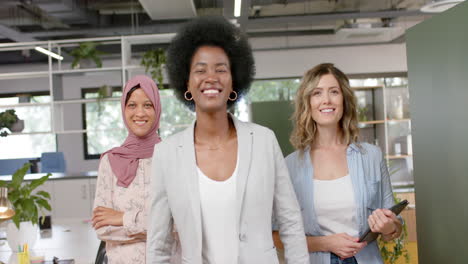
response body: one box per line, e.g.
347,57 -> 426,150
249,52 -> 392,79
0,93 -> 56,159
247,78 -> 301,103
158,89 -> 194,137
231,78 -> 301,121
82,88 -> 195,159
82,87 -> 126,159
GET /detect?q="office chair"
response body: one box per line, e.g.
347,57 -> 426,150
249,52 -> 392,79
95,241 -> 108,264
41,152 -> 66,173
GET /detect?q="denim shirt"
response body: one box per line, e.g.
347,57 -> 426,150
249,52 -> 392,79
285,143 -> 394,264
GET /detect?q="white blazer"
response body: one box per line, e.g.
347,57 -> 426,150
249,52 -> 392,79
147,116 -> 309,264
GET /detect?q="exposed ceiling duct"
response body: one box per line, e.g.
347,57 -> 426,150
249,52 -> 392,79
138,0 -> 197,20
420,0 -> 465,12
0,0 -> 439,64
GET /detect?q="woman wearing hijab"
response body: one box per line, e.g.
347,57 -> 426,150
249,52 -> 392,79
146,17 -> 309,264
92,75 -> 162,264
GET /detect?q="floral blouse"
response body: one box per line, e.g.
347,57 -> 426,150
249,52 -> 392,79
93,154 -> 151,263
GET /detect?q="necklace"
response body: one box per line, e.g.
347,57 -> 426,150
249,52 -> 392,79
195,126 -> 234,151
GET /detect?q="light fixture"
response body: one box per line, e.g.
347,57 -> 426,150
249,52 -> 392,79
0,187 -> 15,220
234,0 -> 242,17
420,0 -> 465,13
34,46 -> 64,60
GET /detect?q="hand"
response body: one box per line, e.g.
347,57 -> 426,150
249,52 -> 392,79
325,233 -> 367,259
367,208 -> 399,236
92,206 -> 124,229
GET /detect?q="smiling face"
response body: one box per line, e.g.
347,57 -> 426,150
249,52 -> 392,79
309,73 -> 344,128
187,45 -> 233,113
124,88 -> 156,137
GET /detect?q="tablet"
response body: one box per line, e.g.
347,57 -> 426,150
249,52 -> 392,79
358,199 -> 409,243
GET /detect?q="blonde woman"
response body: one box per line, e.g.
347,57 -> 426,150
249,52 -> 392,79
274,63 -> 402,264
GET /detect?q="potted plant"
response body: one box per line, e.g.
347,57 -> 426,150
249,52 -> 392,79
140,48 -> 166,86
378,163 -> 410,264
69,42 -> 105,69
0,163 -> 51,251
357,105 -> 369,122
0,109 -> 23,137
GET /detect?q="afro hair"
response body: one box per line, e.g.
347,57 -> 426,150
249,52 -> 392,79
166,16 -> 255,110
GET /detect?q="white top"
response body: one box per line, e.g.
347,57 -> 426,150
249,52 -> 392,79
197,159 -> 239,264
313,175 -> 359,237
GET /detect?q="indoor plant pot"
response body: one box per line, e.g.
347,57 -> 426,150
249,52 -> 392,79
0,109 -> 20,137
9,119 -> 24,133
0,163 -> 51,252
6,221 -> 38,252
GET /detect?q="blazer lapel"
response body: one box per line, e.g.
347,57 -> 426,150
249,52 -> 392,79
178,122 -> 202,255
233,117 -> 253,224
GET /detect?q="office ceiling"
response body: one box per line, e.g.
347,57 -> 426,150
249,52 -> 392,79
0,0 -> 441,64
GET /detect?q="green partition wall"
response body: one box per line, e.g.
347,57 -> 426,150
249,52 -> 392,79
251,101 -> 295,156
406,2 -> 468,263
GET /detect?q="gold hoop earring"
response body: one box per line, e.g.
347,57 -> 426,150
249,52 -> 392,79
228,91 -> 238,101
184,91 -> 193,101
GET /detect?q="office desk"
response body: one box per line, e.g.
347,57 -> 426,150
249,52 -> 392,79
0,219 -> 100,264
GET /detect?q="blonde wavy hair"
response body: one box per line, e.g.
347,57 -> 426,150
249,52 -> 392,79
290,63 -> 359,153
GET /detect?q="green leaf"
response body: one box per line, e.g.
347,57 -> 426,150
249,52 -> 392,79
11,163 -> 30,189
21,187 -> 31,199
92,56 -> 102,68
29,174 -> 50,191
32,204 -> 38,225
35,198 -> 52,211
36,190 -> 51,199
12,214 -> 20,229
39,215 -> 47,225
23,198 -> 35,218
71,58 -> 80,68
8,189 -> 20,203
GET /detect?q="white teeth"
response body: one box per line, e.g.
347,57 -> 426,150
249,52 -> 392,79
321,109 -> 334,113
134,121 -> 146,124
203,89 -> 220,94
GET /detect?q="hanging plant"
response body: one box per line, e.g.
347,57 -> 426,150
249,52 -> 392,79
140,48 -> 166,86
96,85 -> 113,116
0,109 -> 19,137
69,42 -> 106,69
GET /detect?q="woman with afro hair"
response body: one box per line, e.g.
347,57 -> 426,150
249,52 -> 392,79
146,16 -> 309,264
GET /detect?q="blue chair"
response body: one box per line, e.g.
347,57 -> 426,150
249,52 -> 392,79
41,152 -> 66,173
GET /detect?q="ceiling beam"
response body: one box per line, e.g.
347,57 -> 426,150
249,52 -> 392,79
139,0 -> 197,20
33,0 -> 99,25
238,0 -> 251,31
18,8 -> 428,41
0,25 -> 37,42
247,9 -> 426,27
23,21 -> 188,39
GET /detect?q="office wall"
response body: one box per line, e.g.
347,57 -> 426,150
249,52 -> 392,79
406,2 -> 468,263
1,42 -> 408,174
254,43 -> 407,79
